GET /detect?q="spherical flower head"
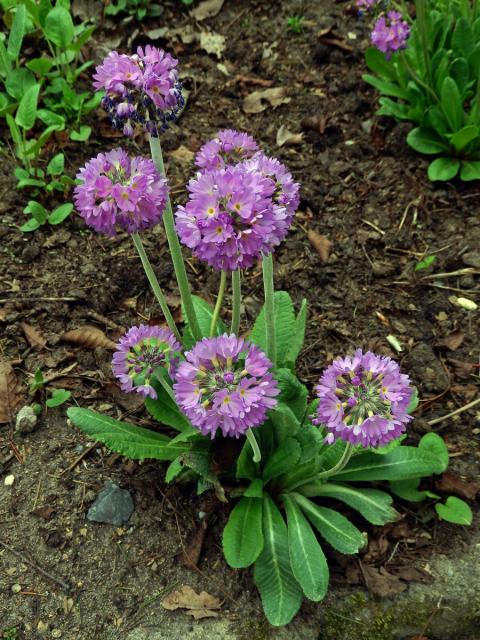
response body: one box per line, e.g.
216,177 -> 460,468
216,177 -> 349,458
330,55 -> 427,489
355,0 -> 377,12
314,349 -> 413,449
74,148 -> 168,236
92,46 -> 184,137
175,156 -> 298,271
173,334 -> 279,438
371,11 -> 410,55
195,130 -> 259,172
112,325 -> 181,399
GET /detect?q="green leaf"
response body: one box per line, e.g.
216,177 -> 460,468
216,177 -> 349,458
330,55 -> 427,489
165,457 -> 183,483
66,407 -> 189,460
250,291 -> 295,367
15,83 -> 40,130
415,255 -> 437,271
418,432 -> 449,471
333,444 -> 446,482
223,497 -> 264,568
407,128 -> 449,154
298,482 -> 397,525
389,478 -> 433,502
19,218 -> 41,232
44,6 -> 74,49
371,435 -> 406,456
452,17 -> 475,57
435,496 -> 472,525
363,74 -> 409,99
37,109 -> 66,128
294,494 -> 365,554
460,160 -> 480,181
0,38 -> 11,76
253,494 -> 302,626
296,422 -> 325,464
275,368 -> 308,421
428,157 -> 461,181
69,125 -> 91,141
263,437 -> 301,483
144,389 -> 192,433
283,494 -> 329,601
26,57 -> 54,77
406,387 -> 419,413
182,295 -> 227,348
450,125 -> 479,153
17,178 -> 46,189
46,388 -> 71,407
364,47 -> 397,80
5,67 -> 36,100
48,203 -> 73,225
7,4 -> 26,61
285,298 -> 307,368
46,152 -> 65,176
440,77 -> 463,131
244,478 -> 264,498
24,200 -> 48,224
236,440 -> 258,481
269,403 -> 300,442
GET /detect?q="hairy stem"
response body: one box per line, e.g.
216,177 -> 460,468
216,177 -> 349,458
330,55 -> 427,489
210,271 -> 227,337
148,135 -> 201,342
262,253 -> 276,366
231,269 -> 241,335
131,233 -> 181,341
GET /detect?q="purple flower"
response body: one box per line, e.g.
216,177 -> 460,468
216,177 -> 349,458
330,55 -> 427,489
173,334 -> 279,438
355,0 -> 377,12
175,154 -> 299,271
112,325 -> 181,399
195,130 -> 259,172
371,11 -> 410,55
314,349 -> 413,448
93,46 -> 184,137
74,148 -> 168,236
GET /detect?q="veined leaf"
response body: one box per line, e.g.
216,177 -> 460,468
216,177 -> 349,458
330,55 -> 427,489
435,496 -> 472,525
418,432 -> 448,471
269,402 -> 300,443
249,291 -> 295,367
15,83 -> 40,130
223,497 -> 264,568
389,477 -> 435,502
276,368 -> 308,421
7,4 -> 26,62
283,494 -> 329,601
407,127 -> 449,154
293,493 -> 365,554
263,437 -> 301,483
244,478 -> 263,498
450,125 -> 479,153
285,298 -> 307,368
298,482 -> 397,525
253,494 -> 302,626
67,407 -> 189,461
460,160 -> 480,180
182,295 -> 227,348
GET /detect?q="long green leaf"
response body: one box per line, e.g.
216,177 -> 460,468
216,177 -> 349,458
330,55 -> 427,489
67,407 -> 189,461
182,295 -> 227,348
15,83 -> 40,130
253,494 -> 302,626
249,291 -> 295,367
293,494 -> 365,554
223,497 -> 264,568
276,368 -> 308,421
285,298 -> 307,367
263,437 -> 301,483
7,4 -> 26,61
269,403 -> 300,443
298,482 -> 397,525
283,494 -> 329,601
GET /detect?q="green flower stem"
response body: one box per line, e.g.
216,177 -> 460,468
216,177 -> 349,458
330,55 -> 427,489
148,135 -> 201,342
131,232 -> 181,342
287,442 -> 355,491
155,372 -> 177,403
262,253 -> 276,366
210,271 -> 227,337
231,269 -> 241,335
415,0 -> 433,90
246,428 -> 261,463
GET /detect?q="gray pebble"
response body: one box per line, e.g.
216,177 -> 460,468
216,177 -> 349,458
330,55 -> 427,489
15,405 -> 39,434
87,481 -> 134,526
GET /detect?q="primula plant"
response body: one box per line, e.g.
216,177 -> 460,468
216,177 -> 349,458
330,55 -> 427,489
67,45 -> 472,627
361,0 -> 480,181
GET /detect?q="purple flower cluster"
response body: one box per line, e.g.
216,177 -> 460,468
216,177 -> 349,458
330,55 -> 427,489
74,148 -> 168,235
195,129 -> 259,172
173,334 -> 279,438
355,0 -> 377,12
314,349 -> 413,449
371,11 -> 410,55
93,46 -> 184,137
176,137 -> 300,271
112,325 -> 181,399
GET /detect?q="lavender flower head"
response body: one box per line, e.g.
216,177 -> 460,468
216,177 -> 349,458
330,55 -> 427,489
74,148 -> 168,236
112,325 -> 181,399
175,153 -> 299,271
314,349 -> 413,448
93,45 -> 184,137
195,129 -> 259,172
371,11 -> 410,55
173,334 -> 279,438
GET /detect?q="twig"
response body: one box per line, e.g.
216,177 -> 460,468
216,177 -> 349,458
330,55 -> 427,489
360,218 -> 385,235
427,397 -> 480,426
421,268 -> 480,280
0,541 -> 71,591
61,441 -> 99,475
0,297 -> 80,304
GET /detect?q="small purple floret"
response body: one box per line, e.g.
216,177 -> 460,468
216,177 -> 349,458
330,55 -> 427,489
371,11 -> 410,55
173,334 -> 279,438
74,148 -> 168,236
112,325 -> 181,399
195,129 -> 259,172
93,45 -> 184,137
314,349 -> 413,448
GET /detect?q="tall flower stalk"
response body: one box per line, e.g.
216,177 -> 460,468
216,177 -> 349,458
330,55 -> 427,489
210,271 -> 227,336
231,270 -> 241,335
262,253 -> 276,367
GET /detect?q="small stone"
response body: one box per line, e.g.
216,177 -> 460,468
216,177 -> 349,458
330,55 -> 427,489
11,583 -> 21,593
462,251 -> 480,268
87,481 -> 134,526
37,621 -> 49,635
52,630 -> 62,639
4,474 -> 15,487
15,405 -> 39,434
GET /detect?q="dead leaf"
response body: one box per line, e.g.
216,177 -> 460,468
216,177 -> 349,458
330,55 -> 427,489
361,564 -> 407,598
161,585 -> 221,619
180,520 -> 208,570
436,330 -> 465,351
392,566 -> 433,584
235,74 -> 273,87
21,323 -> 47,350
308,230 -> 332,263
447,358 -> 475,378
435,471 -> 480,501
170,145 -> 195,164
190,0 -> 224,21
199,31 -> 226,58
301,114 -> 328,135
0,361 -> 24,424
62,326 -> 116,350
243,87 -> 291,114
31,505 -> 56,520
276,124 -> 304,147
